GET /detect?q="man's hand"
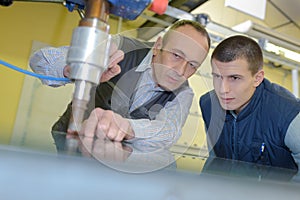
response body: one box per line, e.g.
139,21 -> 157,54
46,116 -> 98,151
100,42 -> 124,82
65,132 -> 133,161
63,42 -> 124,83
80,108 -> 135,142
80,136 -> 133,162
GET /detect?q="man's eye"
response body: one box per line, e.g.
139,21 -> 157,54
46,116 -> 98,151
172,52 -> 182,59
188,62 -> 197,68
230,76 -> 240,80
213,74 -> 221,78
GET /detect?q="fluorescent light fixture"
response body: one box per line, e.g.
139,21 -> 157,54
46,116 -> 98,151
232,20 -> 300,54
264,43 -> 300,63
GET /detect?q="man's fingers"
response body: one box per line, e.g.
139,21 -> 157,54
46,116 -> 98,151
114,131 -> 127,142
100,49 -> 124,83
100,65 -> 121,83
96,110 -> 113,136
63,65 -> 71,78
81,108 -> 104,138
109,50 -> 124,66
113,114 -> 134,141
97,110 -> 122,141
82,108 -> 134,142
108,41 -> 118,56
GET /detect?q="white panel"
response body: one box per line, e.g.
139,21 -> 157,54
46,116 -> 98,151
225,0 -> 266,20
11,41 -> 74,152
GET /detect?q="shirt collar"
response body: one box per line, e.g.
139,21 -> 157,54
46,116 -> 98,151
135,50 -> 153,72
228,80 -> 264,120
134,50 -> 166,92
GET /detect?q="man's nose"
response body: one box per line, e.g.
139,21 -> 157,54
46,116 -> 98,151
173,61 -> 188,76
220,79 -> 230,93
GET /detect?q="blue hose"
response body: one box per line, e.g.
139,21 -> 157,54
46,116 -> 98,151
0,59 -> 70,82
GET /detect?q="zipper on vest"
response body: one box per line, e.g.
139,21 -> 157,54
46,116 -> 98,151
230,111 -> 237,160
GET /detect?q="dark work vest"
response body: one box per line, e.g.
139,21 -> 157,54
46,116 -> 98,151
200,79 -> 300,170
52,36 -> 176,133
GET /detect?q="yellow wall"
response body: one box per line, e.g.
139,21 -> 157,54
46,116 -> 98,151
0,2 -> 297,149
0,2 -> 80,144
0,2 -> 137,145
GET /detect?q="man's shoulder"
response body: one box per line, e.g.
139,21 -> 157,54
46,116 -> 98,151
118,35 -> 154,52
200,90 -> 215,105
261,79 -> 300,120
263,79 -> 299,104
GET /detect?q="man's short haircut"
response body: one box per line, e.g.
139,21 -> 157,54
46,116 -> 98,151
212,35 -> 263,75
162,19 -> 211,50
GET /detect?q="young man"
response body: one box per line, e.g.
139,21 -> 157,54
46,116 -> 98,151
200,35 -> 300,170
30,20 -> 210,146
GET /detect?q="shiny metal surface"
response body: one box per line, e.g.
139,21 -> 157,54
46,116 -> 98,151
67,0 -> 110,132
2,130 -> 299,200
8,82 -> 300,199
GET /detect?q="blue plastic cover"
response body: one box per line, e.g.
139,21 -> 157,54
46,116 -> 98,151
65,0 -> 152,20
108,0 -> 151,20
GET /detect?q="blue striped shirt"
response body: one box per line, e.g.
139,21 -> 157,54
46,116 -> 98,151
30,43 -> 194,147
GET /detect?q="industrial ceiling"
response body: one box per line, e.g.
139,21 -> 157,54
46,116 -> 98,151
122,0 -> 300,46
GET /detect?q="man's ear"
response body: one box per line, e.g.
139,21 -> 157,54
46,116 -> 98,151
153,36 -> 163,56
254,69 -> 264,87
